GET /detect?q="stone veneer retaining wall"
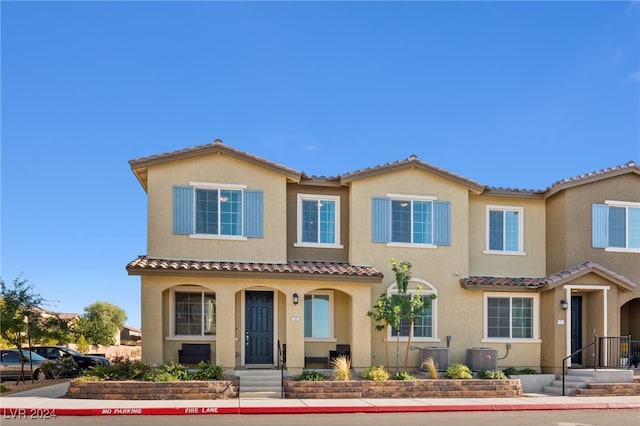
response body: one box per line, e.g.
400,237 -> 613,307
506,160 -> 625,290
66,380 -> 239,400
284,379 -> 523,399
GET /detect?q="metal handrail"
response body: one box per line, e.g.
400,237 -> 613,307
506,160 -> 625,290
562,334 -> 596,396
277,340 -> 285,398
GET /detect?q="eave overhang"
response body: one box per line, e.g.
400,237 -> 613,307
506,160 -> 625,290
129,140 -> 302,192
126,256 -> 384,283
461,261 -> 636,293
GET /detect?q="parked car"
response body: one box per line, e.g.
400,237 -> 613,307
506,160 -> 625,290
30,346 -> 111,371
0,349 -> 49,381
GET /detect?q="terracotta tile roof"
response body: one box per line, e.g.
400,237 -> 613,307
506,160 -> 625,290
461,276 -> 547,289
339,155 -> 486,192
129,140 -> 302,190
544,161 -> 639,197
126,256 -> 383,280
461,261 -> 636,291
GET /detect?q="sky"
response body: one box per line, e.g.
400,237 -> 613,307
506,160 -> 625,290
1,1 -> 639,330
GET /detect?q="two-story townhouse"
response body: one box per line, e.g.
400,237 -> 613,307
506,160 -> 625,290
127,140 -> 638,375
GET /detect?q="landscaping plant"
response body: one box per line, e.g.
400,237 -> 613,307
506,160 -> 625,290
445,363 -> 473,379
479,369 -> 507,379
296,369 -> 327,381
421,356 -> 438,379
331,354 -> 351,381
362,365 -> 390,381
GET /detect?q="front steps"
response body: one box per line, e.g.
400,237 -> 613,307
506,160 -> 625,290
236,369 -> 284,399
543,369 -> 635,396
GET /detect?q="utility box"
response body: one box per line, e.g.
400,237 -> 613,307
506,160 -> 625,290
466,347 -> 497,371
417,347 -> 450,371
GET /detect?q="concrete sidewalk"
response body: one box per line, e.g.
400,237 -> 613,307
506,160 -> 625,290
1,382 -> 639,416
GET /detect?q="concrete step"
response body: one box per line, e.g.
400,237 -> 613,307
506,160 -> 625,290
236,369 -> 283,399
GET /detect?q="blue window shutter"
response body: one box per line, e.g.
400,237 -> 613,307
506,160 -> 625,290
243,190 -> 263,238
372,197 -> 391,243
173,186 -> 193,235
592,204 -> 609,248
433,201 -> 451,246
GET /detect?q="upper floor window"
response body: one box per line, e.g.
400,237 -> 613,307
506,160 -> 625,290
484,205 -> 525,255
372,195 -> 451,247
484,293 -> 538,341
173,183 -> 263,239
295,194 -> 342,248
196,188 -> 242,236
171,288 -> 216,337
593,201 -> 640,252
387,279 -> 438,341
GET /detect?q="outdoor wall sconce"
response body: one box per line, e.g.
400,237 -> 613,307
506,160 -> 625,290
560,299 -> 569,310
293,293 -> 299,305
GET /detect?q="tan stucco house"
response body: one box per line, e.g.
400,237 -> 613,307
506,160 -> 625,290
127,140 -> 639,375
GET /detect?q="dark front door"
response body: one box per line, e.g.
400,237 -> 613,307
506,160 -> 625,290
245,291 -> 274,365
571,295 -> 583,364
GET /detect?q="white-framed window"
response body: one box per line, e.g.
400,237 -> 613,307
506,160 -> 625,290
484,205 -> 525,255
483,293 -> 538,341
372,195 -> 451,247
295,194 -> 342,248
304,291 -> 334,340
173,183 -> 263,239
169,287 -> 216,338
386,279 -> 438,342
593,201 -> 640,252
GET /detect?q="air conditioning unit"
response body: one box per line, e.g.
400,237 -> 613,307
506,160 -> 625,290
466,347 -> 498,371
417,347 -> 450,371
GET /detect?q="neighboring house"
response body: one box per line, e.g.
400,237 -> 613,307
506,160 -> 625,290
127,140 -> 639,375
120,326 -> 142,346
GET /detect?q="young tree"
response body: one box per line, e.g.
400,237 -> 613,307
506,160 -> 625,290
368,259 -> 433,375
74,301 -> 127,346
0,277 -> 61,382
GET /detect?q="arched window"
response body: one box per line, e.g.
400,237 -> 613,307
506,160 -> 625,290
386,278 -> 438,341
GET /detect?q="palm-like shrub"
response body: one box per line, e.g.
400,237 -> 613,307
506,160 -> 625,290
421,357 -> 438,379
331,354 -> 351,381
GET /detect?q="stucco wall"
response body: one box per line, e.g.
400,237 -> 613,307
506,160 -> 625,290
551,174 -> 640,300
468,194 -> 546,278
286,183 -> 350,262
145,153 -> 289,262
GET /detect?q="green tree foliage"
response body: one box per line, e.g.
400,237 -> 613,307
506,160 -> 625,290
0,277 -> 68,382
74,301 -> 127,346
368,259 -> 433,374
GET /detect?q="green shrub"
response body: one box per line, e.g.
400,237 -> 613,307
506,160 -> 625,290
393,371 -> 416,381
143,361 -> 191,381
479,369 -> 507,379
362,365 -> 390,381
502,367 -> 538,376
192,361 -> 224,380
501,366 -> 517,377
40,357 -> 78,379
296,369 -> 327,381
445,363 -> 472,379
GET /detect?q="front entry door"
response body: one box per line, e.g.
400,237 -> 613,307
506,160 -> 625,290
245,291 -> 274,365
571,295 -> 583,364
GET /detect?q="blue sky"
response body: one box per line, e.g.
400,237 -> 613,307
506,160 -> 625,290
1,1 -> 638,330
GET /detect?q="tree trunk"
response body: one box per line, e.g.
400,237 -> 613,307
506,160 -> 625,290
403,319 -> 414,372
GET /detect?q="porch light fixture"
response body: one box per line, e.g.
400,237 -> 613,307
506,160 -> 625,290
293,293 -> 299,305
560,299 -> 569,310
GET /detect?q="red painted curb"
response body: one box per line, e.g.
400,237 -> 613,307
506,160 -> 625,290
2,404 -> 639,417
